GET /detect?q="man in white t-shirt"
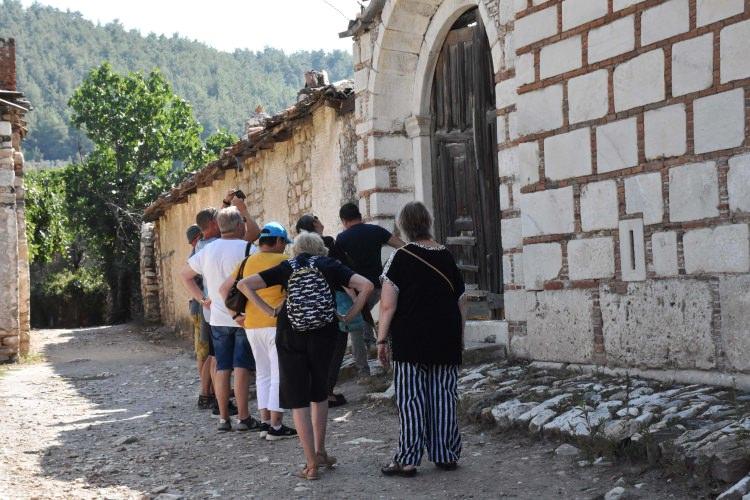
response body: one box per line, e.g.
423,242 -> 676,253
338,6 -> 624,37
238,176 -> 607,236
181,206 -> 260,431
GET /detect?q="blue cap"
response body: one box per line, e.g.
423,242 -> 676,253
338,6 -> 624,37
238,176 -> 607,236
260,221 -> 291,243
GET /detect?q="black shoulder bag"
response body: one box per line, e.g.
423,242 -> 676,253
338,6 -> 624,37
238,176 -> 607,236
224,243 -> 253,315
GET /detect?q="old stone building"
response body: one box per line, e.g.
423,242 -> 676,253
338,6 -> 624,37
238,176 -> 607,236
341,0 -> 750,383
144,0 -> 749,385
142,84 -> 356,333
0,38 -> 31,362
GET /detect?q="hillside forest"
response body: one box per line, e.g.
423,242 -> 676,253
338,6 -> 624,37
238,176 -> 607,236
2,1 -> 353,326
0,0 -> 352,163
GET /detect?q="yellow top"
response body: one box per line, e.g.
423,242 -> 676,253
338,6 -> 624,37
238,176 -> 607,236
233,252 -> 288,329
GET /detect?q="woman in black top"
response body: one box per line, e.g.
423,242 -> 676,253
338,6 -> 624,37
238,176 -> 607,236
239,231 -> 373,480
295,214 -> 351,407
377,201 -> 466,477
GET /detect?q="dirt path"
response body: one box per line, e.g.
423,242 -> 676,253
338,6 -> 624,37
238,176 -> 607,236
0,325 -> 710,499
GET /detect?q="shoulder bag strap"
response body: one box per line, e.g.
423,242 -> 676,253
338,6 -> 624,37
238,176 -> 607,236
398,246 -> 455,293
245,242 -> 253,256
234,255 -> 251,284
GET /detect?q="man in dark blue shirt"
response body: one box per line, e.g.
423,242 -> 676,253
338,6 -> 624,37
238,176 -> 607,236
335,203 -> 404,375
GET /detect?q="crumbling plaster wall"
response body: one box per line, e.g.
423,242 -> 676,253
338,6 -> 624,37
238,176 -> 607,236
353,0 -> 750,376
150,106 -> 356,334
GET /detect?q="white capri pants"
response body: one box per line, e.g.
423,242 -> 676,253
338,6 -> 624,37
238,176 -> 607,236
245,327 -> 282,413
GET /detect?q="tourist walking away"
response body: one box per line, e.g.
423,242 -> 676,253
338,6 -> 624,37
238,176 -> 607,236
238,231 -> 374,480
335,203 -> 404,376
186,224 -> 212,409
296,214 -> 350,407
180,206 -> 258,431
221,222 -> 297,441
376,201 -> 467,477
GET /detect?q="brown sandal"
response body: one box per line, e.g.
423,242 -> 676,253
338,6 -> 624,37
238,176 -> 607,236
296,465 -> 319,480
316,451 -> 337,469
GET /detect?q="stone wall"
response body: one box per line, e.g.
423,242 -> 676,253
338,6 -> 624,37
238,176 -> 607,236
349,0 -> 750,377
0,38 -> 30,362
145,105 -> 356,335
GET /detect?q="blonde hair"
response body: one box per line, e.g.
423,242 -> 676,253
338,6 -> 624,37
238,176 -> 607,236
292,231 -> 328,257
217,207 -> 243,234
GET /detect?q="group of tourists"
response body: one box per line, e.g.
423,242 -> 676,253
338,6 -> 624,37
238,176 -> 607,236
179,190 -> 467,479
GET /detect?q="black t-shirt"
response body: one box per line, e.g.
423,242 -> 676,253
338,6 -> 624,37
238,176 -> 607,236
259,254 -> 355,328
335,223 -> 392,287
382,243 -> 465,365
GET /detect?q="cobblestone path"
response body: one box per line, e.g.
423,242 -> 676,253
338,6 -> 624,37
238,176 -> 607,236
0,325 -> 711,499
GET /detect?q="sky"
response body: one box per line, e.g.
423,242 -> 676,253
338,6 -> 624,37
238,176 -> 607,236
19,0 -> 364,53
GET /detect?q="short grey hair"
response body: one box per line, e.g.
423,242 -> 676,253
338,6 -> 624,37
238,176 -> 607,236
292,231 -> 328,257
217,207 -> 243,234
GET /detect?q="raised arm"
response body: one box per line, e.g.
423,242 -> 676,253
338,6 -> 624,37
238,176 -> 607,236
231,196 -> 260,242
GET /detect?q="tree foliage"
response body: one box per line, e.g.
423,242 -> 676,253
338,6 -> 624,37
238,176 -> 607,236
65,63 -> 223,322
24,169 -> 71,263
0,0 -> 352,162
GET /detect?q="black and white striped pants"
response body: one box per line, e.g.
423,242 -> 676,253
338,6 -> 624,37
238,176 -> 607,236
393,361 -> 462,466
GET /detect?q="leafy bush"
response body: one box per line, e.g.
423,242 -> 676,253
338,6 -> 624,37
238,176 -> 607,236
31,266 -> 109,328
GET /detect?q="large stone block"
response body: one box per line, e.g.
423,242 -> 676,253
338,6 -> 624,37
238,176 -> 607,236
613,50 -> 665,112
672,33 -> 713,97
568,237 -> 615,280
501,217 -> 522,249
518,141 -> 540,187
698,0 -> 745,27
601,280 -> 716,370
516,52 -> 535,85
540,36 -> 582,79
719,275 -> 750,372
669,162 -> 719,222
498,146 -> 519,178
567,70 -> 609,124
596,117 -> 638,173
720,20 -> 750,84
683,224 -> 750,274
580,180 -> 618,231
0,121 -> 10,137
516,84 -> 564,135
644,103 -> 687,159
641,0 -> 689,45
522,243 -> 562,290
651,231 -> 679,276
588,15 -> 634,64
562,0 -> 607,30
496,79 -> 517,109
521,187 -> 575,237
544,128 -> 592,180
523,289 -> 595,363
693,88 -> 745,154
728,153 -> 750,213
624,172 -> 664,225
368,192 -> 413,217
515,6 -> 558,48
504,290 -> 530,321
356,166 -> 390,191
513,253 -> 525,285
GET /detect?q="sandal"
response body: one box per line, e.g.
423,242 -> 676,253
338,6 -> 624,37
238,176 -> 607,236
328,394 -> 347,408
381,462 -> 417,477
316,451 -> 337,469
296,465 -> 319,481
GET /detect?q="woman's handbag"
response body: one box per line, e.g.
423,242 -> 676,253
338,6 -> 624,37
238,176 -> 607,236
224,255 -> 251,314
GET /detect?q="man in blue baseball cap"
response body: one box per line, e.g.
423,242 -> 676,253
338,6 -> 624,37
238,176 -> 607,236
219,221 -> 296,438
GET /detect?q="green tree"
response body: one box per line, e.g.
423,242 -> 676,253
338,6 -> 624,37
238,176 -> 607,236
24,168 -> 71,263
67,63 -> 206,322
